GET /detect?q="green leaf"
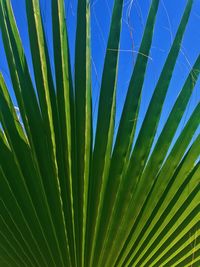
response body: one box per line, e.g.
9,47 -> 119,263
97,1 -> 195,266
120,108 -> 200,266
0,0 -> 198,266
74,1 -> 92,266
85,1 -> 124,266
114,55 -> 200,265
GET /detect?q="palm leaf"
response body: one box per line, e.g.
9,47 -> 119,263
0,0 -> 199,266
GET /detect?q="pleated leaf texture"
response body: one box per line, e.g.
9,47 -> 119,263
0,0 -> 199,266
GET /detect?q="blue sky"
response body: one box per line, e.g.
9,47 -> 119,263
0,0 -> 199,149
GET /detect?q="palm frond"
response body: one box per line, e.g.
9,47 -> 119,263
0,0 -> 199,266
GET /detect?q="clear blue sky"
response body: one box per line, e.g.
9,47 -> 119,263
0,0 -> 199,148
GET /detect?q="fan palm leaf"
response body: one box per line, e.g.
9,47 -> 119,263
0,0 -> 199,266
